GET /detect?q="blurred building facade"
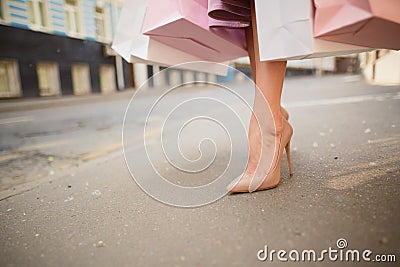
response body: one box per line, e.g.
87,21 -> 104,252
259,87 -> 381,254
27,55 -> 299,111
1,0 -> 398,98
0,0 -> 131,98
360,50 -> 400,85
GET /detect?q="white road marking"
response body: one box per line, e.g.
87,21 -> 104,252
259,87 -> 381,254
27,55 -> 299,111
0,116 -> 35,125
284,92 -> 399,108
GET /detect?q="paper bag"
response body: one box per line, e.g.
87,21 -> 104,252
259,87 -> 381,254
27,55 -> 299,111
142,0 -> 248,62
254,0 -> 371,61
112,0 -> 230,75
314,0 -> 400,50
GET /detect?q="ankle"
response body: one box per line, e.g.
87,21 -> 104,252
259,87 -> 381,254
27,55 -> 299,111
272,111 -> 284,132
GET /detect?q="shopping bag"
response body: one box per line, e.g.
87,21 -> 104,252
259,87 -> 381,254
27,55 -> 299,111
111,0 -> 229,75
254,0 -> 371,61
141,0 -> 248,62
314,0 -> 400,50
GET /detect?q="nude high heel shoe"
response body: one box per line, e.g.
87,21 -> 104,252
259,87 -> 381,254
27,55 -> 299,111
227,116 -> 293,193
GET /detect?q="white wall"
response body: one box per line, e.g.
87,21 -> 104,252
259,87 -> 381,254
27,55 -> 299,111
361,50 -> 400,85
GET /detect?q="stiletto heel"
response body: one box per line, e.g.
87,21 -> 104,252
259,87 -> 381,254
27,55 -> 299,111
285,140 -> 293,177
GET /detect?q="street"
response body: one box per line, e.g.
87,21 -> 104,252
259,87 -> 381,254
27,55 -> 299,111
0,75 -> 399,266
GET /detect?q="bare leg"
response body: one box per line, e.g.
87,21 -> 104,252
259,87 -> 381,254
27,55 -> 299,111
246,0 -> 286,173
245,26 -> 257,82
228,0 -> 292,192
249,0 -> 286,125
246,23 -> 289,119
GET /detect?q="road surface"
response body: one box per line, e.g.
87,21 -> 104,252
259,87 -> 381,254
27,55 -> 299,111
0,75 -> 399,266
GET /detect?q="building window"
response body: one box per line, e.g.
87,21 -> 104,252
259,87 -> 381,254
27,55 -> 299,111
28,0 -> 48,28
0,60 -> 21,98
0,0 -> 9,22
65,0 -> 80,35
99,64 -> 116,93
95,6 -> 105,39
37,62 -> 61,96
95,4 -> 111,41
71,63 -> 91,95
0,0 -> 4,21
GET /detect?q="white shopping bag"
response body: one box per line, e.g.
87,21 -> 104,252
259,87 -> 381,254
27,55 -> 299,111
254,0 -> 371,61
112,0 -> 229,75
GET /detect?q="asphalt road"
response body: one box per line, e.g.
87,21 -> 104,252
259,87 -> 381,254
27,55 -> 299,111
0,75 -> 399,266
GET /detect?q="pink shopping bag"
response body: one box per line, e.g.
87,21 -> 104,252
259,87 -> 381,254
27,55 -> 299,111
314,0 -> 400,50
141,0 -> 248,62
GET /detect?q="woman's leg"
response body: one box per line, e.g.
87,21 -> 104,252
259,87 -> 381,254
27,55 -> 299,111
246,0 -> 287,171
245,26 -> 257,82
246,22 -> 289,120
249,0 -> 286,127
228,0 -> 292,192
